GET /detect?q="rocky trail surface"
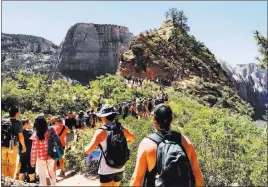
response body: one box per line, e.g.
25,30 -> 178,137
55,171 -> 99,186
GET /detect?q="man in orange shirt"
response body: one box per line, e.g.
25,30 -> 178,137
130,104 -> 203,187
53,116 -> 70,178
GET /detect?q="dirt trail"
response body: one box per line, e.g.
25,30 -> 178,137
55,170 -> 99,186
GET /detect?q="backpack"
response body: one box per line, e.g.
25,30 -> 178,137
147,131 -> 195,187
1,119 -> 16,148
47,127 -> 64,160
98,123 -> 130,169
122,105 -> 129,115
137,102 -> 143,111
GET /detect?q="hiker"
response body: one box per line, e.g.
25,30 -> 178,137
90,109 -> 98,128
122,102 -> 129,119
18,119 -> 36,182
130,104 -> 203,186
142,100 -> 148,117
75,111 -> 86,139
2,106 -> 26,179
53,116 -> 70,177
84,104 -> 136,187
164,93 -> 169,104
129,102 -> 138,118
85,110 -> 92,128
31,115 -> 57,186
136,100 -> 144,119
154,96 -> 164,106
65,111 -> 76,148
127,74 -> 132,83
147,98 -> 153,116
118,104 -> 122,115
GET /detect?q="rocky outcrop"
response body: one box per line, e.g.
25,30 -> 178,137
58,23 -> 133,83
220,61 -> 268,120
118,20 -> 255,117
1,33 -> 60,79
119,20 -> 229,86
1,175 -> 38,186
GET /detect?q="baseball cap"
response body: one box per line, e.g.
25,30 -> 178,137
95,104 -> 119,117
153,104 -> 173,128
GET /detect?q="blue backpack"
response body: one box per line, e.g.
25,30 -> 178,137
47,127 -> 64,160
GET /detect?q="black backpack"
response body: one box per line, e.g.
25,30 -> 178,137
1,119 -> 16,148
122,105 -> 129,115
147,131 -> 195,187
98,123 -> 130,169
47,127 -> 64,160
137,102 -> 143,111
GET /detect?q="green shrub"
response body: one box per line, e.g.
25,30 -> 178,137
65,129 -> 99,175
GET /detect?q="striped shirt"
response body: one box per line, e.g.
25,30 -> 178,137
30,132 -> 50,166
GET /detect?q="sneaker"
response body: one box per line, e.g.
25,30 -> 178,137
58,170 -> 65,178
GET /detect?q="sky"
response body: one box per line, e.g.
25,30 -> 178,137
2,1 -> 267,65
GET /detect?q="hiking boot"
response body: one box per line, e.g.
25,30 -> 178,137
58,170 -> 65,177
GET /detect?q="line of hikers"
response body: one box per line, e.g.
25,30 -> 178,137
1,96 -> 203,187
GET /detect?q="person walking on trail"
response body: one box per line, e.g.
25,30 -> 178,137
85,110 -> 92,128
130,104 -> 203,187
164,93 -> 169,104
147,98 -> 153,116
75,111 -> 86,141
65,111 -> 76,149
2,106 -> 26,179
18,119 -> 36,182
84,104 -> 136,187
122,102 -> 129,119
136,100 -> 144,119
53,116 -> 70,178
31,115 -> 57,186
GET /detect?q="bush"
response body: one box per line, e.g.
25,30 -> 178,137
65,129 -> 99,175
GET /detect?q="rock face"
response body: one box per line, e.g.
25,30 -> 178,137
58,23 -> 133,83
1,33 -> 59,79
220,61 -> 268,120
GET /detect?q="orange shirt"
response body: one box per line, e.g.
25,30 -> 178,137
54,125 -> 70,147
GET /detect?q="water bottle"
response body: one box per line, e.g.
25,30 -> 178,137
86,149 -> 101,164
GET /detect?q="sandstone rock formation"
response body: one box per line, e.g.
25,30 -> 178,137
1,33 -> 59,79
119,20 -> 229,85
118,20 -> 254,117
219,61 -> 268,120
58,23 -> 133,83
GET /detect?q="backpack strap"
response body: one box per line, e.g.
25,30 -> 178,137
98,125 -> 111,131
58,126 -> 66,137
146,131 -> 164,146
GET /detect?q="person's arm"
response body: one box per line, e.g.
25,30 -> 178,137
84,129 -> 106,155
18,133 -> 26,152
65,126 -> 71,134
123,127 -> 136,145
130,139 -> 148,186
30,137 -> 37,167
181,135 -> 204,187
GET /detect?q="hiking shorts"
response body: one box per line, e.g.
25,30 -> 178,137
99,172 -> 124,183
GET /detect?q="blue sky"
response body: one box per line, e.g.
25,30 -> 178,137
2,1 -> 267,65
